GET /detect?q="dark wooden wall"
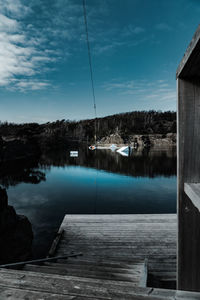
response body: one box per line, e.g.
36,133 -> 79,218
178,78 -> 200,291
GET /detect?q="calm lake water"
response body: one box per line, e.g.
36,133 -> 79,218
1,146 -> 177,257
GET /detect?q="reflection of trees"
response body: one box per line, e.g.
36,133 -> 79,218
0,158 -> 46,188
40,146 -> 176,178
80,148 -> 176,178
0,145 -> 176,189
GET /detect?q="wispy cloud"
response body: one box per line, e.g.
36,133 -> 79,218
92,25 -> 147,55
0,0 -> 78,91
0,0 -> 112,91
0,13 -> 19,31
0,0 -> 32,18
0,0 -> 171,95
0,0 -> 152,91
103,79 -> 176,104
124,25 -> 145,36
11,79 -> 51,92
155,23 -> 172,31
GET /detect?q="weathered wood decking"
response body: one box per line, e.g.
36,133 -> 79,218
177,24 -> 200,291
56,214 -> 177,287
1,213 -> 200,299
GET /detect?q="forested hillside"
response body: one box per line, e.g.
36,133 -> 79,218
0,110 -> 176,162
0,110 -> 176,143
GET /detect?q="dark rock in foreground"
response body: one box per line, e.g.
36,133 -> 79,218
0,187 -> 33,264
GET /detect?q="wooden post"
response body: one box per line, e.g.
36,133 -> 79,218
177,24 -> 200,291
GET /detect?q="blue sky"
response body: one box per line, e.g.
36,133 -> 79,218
0,0 -> 199,123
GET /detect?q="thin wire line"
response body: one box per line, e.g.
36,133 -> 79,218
82,0 -> 97,118
82,0 -> 97,145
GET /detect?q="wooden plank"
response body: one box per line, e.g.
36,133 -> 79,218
0,286 -> 77,299
44,261 -> 144,273
1,287 -> 200,300
176,24 -> 200,78
0,269 -> 159,298
184,183 -> 200,212
177,77 -> 200,291
139,259 -> 148,287
0,269 -> 199,300
48,228 -> 64,257
46,259 -> 145,268
61,214 -> 176,222
54,213 -> 177,289
24,264 -> 144,283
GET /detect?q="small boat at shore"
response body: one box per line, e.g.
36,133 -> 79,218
89,145 -> 96,150
117,146 -> 131,156
110,144 -> 117,151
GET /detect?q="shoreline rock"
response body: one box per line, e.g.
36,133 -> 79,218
98,133 -> 176,148
0,187 -> 33,264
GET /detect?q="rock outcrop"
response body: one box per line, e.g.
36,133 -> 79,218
0,187 -> 33,264
98,133 -> 176,148
99,133 -> 124,145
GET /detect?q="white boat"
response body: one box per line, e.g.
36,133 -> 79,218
89,145 -> 96,150
109,144 -> 117,151
117,146 -> 131,156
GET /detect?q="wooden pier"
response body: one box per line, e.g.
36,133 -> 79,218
0,213 -> 200,299
55,214 -> 177,288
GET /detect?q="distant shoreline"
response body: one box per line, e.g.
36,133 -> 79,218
97,133 -> 176,149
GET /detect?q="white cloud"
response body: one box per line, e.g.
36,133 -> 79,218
0,30 -> 35,86
0,0 -> 32,18
0,0 -> 90,91
0,13 -> 19,32
0,1 -> 63,91
13,79 -> 51,92
0,1 -> 151,91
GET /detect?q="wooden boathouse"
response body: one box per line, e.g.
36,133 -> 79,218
177,24 -> 200,292
1,26 -> 200,300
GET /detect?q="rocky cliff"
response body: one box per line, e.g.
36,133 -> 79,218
98,133 -> 176,148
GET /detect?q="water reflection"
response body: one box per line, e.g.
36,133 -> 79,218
0,158 -> 46,188
0,146 -> 176,188
0,146 -> 176,258
39,146 -> 176,178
